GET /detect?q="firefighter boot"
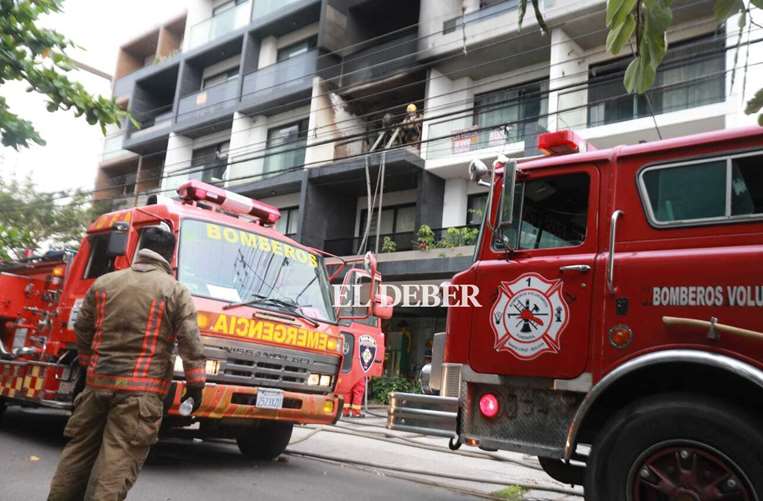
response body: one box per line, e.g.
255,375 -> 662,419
48,389 -> 163,501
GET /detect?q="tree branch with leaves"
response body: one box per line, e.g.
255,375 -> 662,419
606,0 -> 763,123
0,0 -> 132,150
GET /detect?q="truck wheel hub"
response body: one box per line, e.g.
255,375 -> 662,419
630,441 -> 754,501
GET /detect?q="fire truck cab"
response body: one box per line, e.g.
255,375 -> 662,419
0,181 -> 391,460
390,126 -> 763,498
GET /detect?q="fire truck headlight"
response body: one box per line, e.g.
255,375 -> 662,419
307,374 -> 320,386
319,375 -> 331,387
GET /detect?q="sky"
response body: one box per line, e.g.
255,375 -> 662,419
0,0 -> 187,193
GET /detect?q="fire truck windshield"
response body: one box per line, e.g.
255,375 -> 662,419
177,219 -> 336,322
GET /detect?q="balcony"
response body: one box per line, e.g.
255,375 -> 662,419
425,113 -> 547,160
323,225 -> 479,256
241,49 -> 317,114
339,27 -> 418,89
251,0 -> 302,22
442,0 -> 520,34
188,0 -> 251,50
177,78 -> 240,124
129,106 -> 174,141
101,132 -> 137,163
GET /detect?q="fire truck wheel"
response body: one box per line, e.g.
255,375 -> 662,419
236,421 -> 294,461
584,393 -> 763,501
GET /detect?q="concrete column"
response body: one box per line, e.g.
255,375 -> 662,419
441,178 -> 468,227
162,133 -> 194,194
423,68 -> 473,160
725,7 -> 763,127
416,171 -> 445,229
258,36 -> 278,69
548,28 -> 588,131
227,112 -> 267,187
182,0 -> 214,51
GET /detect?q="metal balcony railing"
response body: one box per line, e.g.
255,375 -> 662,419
323,225 -> 480,256
188,1 -> 251,50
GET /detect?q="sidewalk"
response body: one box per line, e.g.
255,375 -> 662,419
287,412 -> 584,500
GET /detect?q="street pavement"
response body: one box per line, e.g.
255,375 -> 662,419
0,406 -> 582,500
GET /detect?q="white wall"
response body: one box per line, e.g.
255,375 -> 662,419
258,36 -> 278,69
182,0 -> 214,51
441,178 -> 468,227
549,28 -> 587,131
162,133 -> 194,193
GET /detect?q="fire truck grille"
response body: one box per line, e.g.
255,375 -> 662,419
197,336 -> 339,395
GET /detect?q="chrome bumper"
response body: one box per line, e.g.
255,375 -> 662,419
387,392 -> 458,437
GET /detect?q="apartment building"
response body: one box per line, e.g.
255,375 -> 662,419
97,0 -> 761,380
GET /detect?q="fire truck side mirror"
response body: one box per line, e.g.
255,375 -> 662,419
372,294 -> 393,320
498,160 -> 518,228
106,222 -> 129,257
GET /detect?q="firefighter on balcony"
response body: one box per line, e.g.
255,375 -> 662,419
48,226 -> 207,501
400,103 -> 422,147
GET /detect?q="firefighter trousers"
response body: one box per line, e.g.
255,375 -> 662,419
48,387 -> 164,501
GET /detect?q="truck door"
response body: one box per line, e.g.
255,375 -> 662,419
470,165 -> 599,379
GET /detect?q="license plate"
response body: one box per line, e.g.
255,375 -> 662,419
255,388 -> 283,409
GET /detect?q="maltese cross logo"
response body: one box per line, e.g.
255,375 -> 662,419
490,272 -> 570,360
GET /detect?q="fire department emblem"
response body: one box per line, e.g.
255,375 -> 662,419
358,334 -> 377,373
490,272 -> 569,360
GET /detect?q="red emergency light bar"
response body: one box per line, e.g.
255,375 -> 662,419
537,130 -> 593,156
177,180 -> 281,225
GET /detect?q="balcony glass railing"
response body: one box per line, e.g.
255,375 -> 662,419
323,225 -> 480,257
263,139 -> 307,175
425,112 -> 546,160
130,106 -> 174,139
341,27 -> 418,87
101,132 -> 131,162
443,0 -> 520,34
557,72 -> 726,130
252,0 -> 301,22
188,1 -> 251,50
242,49 -> 317,106
177,78 -> 240,121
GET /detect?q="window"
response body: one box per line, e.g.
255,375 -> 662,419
359,204 -> 417,237
112,172 -> 136,197
84,234 -> 117,279
274,206 -> 299,236
504,173 -> 590,249
340,332 -> 355,373
192,141 -> 229,182
202,66 -> 239,90
473,80 -> 548,146
588,33 -> 725,127
640,153 -> 763,226
467,194 -> 488,226
264,119 -> 308,173
277,35 -> 317,62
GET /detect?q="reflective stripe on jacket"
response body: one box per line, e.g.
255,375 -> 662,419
74,249 -> 206,394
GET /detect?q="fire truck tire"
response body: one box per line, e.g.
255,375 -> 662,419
584,393 -> 763,501
236,421 -> 294,461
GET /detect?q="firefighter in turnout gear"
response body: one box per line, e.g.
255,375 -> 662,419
48,227 -> 206,501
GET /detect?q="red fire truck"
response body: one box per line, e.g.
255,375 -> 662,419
0,180 -> 391,460
389,126 -> 763,499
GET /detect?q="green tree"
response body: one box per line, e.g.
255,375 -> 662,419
0,0 -> 130,149
0,176 -> 91,261
519,0 -> 763,123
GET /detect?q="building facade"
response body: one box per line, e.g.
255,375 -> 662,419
97,0 -> 761,379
